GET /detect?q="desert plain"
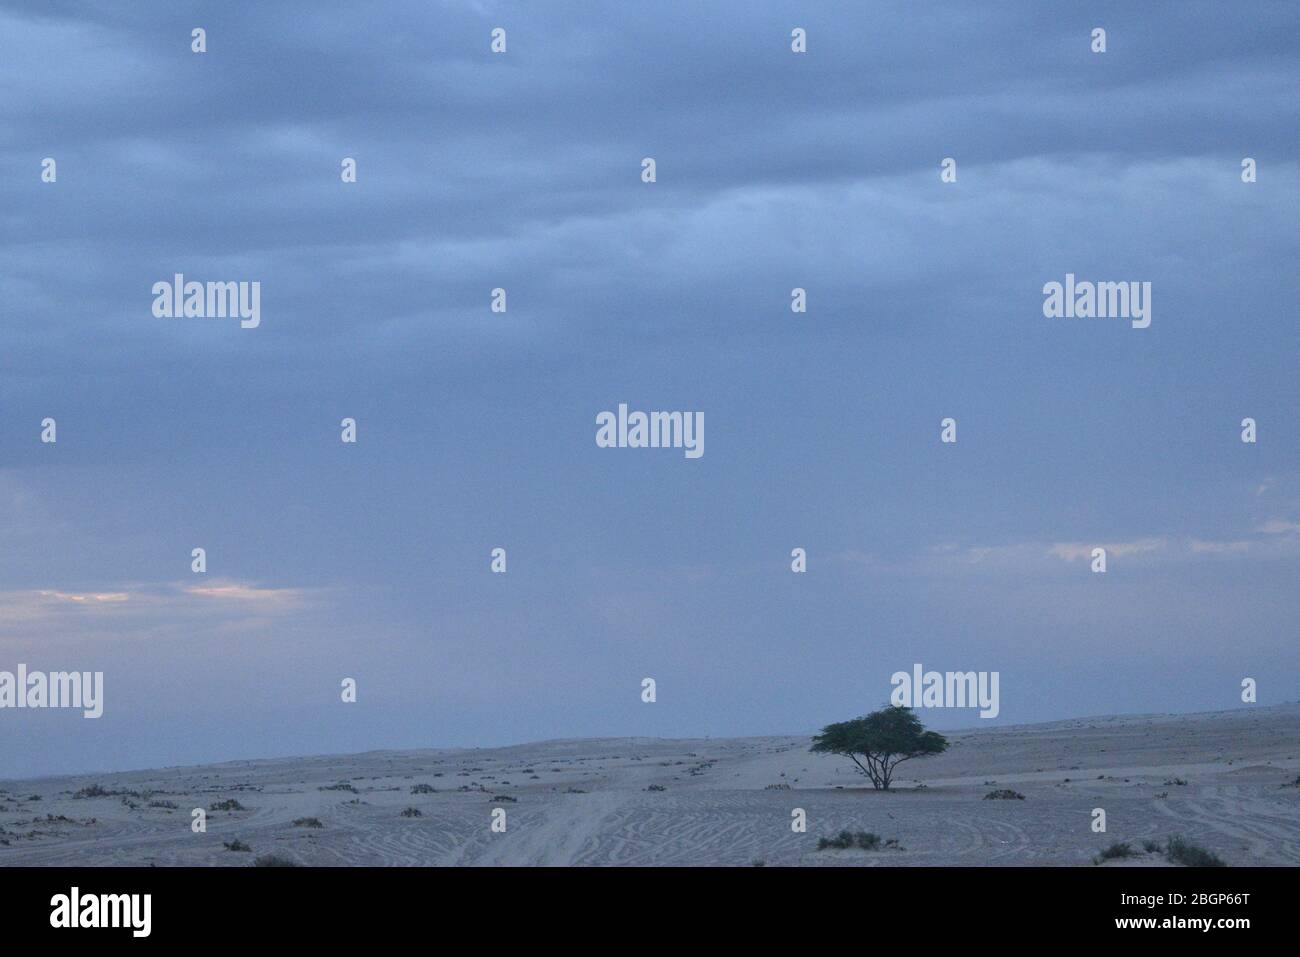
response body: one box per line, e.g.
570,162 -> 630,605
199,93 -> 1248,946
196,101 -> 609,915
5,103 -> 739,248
1,704 -> 1296,866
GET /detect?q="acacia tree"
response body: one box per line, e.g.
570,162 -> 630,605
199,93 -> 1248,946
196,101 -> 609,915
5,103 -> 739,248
810,706 -> 948,790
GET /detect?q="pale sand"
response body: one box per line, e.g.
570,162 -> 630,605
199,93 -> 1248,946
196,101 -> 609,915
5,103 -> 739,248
2,705 -> 1296,866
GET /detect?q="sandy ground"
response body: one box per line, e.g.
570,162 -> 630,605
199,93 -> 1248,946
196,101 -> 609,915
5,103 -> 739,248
2,705 -> 1296,866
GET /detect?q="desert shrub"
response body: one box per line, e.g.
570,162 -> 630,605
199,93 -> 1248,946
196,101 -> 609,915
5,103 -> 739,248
149,800 -> 178,809
817,830 -> 852,850
983,789 -> 1025,800
855,831 -> 882,850
817,830 -> 883,850
400,807 -> 422,817
491,794 -> 518,802
223,839 -> 251,852
1097,842 -> 1134,862
410,784 -> 437,794
1166,836 -> 1226,868
209,799 -> 245,812
319,782 -> 357,792
292,817 -> 323,828
253,854 -> 300,867
1142,839 -> 1162,853
645,784 -> 666,792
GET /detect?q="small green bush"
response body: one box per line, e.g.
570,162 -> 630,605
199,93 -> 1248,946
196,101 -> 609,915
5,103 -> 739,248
1095,842 -> 1135,863
1166,835 -> 1226,868
817,830 -> 883,850
983,789 -> 1025,800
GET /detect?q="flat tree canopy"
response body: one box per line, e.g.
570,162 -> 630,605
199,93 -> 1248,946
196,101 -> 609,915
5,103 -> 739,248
810,706 -> 948,790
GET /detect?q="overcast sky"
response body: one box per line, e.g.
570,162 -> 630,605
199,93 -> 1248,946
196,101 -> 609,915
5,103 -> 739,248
1,1 -> 1297,778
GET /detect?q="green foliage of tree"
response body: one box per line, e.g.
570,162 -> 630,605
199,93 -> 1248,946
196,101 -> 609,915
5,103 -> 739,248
810,705 -> 948,790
